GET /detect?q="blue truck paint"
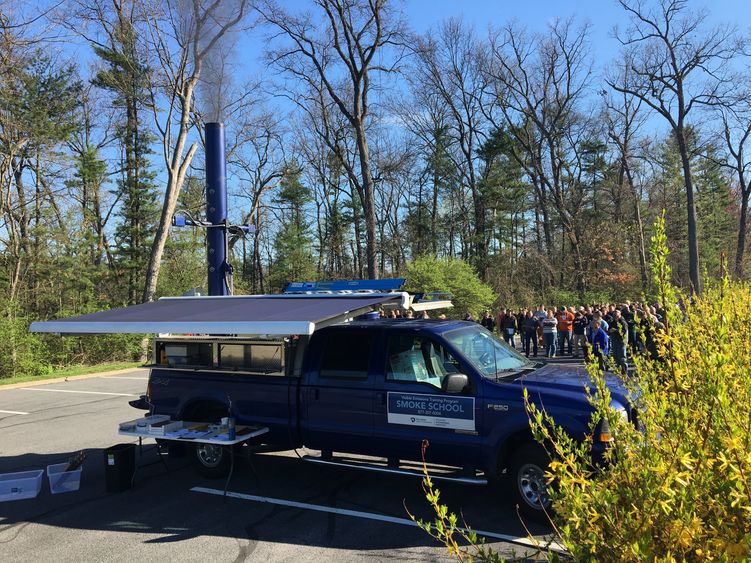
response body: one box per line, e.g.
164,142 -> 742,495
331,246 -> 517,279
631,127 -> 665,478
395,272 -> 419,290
145,320 -> 626,516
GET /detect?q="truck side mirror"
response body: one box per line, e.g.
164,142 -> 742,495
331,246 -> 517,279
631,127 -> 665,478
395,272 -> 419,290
443,373 -> 468,394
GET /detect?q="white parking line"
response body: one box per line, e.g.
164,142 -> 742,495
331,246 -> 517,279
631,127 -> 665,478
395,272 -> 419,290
19,388 -> 136,397
0,409 -> 29,415
191,486 -> 565,554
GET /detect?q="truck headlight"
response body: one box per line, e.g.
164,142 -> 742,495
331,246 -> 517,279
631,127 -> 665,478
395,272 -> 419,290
598,417 -> 613,442
598,407 -> 628,442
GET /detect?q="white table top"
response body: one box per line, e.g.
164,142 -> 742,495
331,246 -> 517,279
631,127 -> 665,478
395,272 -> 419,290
118,422 -> 269,446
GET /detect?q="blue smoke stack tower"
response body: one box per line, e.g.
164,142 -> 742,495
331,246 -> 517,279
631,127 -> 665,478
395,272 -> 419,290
205,122 -> 229,296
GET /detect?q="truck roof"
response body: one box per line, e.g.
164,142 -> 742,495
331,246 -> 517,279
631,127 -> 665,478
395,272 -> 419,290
328,319 -> 474,335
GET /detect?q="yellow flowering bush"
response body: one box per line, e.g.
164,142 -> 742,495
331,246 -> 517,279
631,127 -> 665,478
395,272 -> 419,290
415,214 -> 751,561
529,214 -> 751,560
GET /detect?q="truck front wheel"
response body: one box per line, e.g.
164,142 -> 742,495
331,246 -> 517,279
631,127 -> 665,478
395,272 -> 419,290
509,443 -> 553,523
193,443 -> 231,478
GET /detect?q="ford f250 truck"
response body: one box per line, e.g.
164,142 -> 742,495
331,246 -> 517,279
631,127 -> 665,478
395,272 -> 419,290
141,318 -> 632,520
29,283 -> 631,520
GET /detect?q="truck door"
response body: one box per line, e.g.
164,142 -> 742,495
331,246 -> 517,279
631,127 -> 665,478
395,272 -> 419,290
302,329 -> 376,454
372,332 -> 483,468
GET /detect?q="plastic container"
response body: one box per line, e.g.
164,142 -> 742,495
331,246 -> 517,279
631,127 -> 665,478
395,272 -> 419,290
104,443 -> 135,492
47,463 -> 82,494
0,469 -> 43,502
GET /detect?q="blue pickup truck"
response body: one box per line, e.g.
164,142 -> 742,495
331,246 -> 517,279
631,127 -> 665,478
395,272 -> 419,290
142,319 -> 632,520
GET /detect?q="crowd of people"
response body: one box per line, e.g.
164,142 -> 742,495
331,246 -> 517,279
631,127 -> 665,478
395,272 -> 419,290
476,302 -> 666,372
377,300 -> 666,373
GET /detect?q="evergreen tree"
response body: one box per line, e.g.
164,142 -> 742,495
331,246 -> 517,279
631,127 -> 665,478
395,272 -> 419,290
477,127 -> 529,256
695,145 -> 734,276
269,168 -> 316,291
92,8 -> 157,304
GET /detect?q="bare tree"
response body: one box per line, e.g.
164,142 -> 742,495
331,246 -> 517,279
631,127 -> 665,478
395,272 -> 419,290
231,109 -> 287,292
142,0 -> 249,302
410,18 -> 488,273
486,18 -> 594,295
717,88 -> 751,278
66,84 -> 118,270
258,0 -> 402,279
603,58 -> 650,291
609,0 -> 743,294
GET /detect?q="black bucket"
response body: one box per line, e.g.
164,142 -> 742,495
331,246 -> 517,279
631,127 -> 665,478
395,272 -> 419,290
104,443 -> 135,492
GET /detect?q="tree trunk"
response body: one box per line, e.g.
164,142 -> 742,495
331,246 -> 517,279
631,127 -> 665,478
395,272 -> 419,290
624,165 -> 649,291
676,127 -> 702,294
354,129 -> 378,279
142,81 -> 199,303
734,177 -> 749,278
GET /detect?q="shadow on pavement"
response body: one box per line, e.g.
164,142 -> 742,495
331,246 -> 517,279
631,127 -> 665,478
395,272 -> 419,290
0,446 -> 550,553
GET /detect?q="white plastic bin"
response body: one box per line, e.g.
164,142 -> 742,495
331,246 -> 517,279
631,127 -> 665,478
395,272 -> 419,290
47,463 -> 82,494
0,469 -> 43,501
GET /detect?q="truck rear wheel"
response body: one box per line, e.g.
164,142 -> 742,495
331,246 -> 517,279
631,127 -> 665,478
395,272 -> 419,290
192,443 -> 231,478
509,443 -> 553,524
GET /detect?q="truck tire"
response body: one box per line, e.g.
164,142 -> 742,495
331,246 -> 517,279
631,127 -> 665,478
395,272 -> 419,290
509,443 -> 553,524
192,442 -> 231,478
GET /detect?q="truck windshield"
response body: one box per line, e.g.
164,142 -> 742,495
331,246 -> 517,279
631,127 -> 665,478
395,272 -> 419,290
444,326 -> 530,379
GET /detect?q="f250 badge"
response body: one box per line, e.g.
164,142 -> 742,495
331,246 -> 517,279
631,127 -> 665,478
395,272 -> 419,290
487,403 -> 509,411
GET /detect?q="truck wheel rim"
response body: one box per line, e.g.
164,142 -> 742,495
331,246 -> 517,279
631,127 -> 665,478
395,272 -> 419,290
518,462 -> 549,509
196,444 -> 223,468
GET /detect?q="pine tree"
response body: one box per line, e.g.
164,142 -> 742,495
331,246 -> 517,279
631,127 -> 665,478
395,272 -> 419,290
269,168 -> 316,291
695,145 -> 734,277
92,9 -> 156,304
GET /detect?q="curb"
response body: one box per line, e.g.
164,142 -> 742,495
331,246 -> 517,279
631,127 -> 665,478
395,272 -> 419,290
0,367 -> 150,391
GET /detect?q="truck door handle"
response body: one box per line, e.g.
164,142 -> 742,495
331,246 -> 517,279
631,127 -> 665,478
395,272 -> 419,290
379,393 -> 386,405
314,388 -> 320,400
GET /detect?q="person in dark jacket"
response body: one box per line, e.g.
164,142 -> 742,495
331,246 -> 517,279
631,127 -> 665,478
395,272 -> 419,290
624,304 -> 638,355
480,310 -> 495,332
588,319 -> 610,371
500,309 -> 517,348
520,310 -> 539,357
607,309 -> 629,373
637,309 -> 662,362
572,311 -> 589,359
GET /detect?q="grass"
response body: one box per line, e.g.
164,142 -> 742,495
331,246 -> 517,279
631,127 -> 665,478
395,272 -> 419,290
0,361 -> 144,386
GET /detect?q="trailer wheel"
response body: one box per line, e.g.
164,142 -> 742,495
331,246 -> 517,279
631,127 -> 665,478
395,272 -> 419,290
508,443 -> 553,524
192,443 -> 231,478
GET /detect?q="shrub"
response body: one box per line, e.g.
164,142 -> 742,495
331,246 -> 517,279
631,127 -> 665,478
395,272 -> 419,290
0,309 -> 51,378
405,257 -> 495,318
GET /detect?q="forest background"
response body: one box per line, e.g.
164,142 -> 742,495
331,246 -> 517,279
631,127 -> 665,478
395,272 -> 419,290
1,0 -> 750,377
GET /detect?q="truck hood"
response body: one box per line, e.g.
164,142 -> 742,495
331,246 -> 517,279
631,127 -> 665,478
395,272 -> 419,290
517,363 -> 633,409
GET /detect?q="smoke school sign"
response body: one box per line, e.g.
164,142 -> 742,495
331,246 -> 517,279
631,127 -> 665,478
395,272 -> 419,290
387,392 -> 475,431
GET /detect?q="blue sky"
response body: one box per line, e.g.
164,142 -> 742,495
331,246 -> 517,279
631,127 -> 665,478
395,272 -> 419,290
232,0 -> 750,111
42,0 -> 750,100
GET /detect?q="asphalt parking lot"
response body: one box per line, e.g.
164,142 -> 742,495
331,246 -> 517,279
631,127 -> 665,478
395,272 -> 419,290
0,369 -> 555,562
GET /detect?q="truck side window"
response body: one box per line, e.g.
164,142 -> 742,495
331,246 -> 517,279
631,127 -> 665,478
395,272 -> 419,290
386,335 -> 458,390
319,333 -> 372,379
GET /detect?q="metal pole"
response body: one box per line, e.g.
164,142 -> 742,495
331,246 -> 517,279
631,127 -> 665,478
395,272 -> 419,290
205,122 -> 229,296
